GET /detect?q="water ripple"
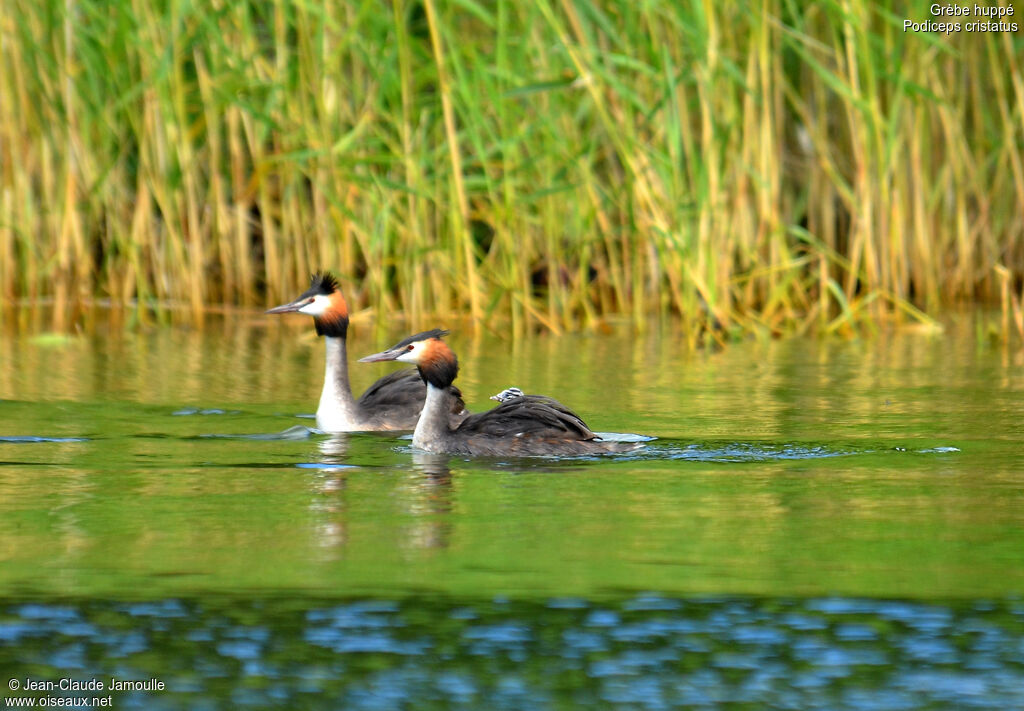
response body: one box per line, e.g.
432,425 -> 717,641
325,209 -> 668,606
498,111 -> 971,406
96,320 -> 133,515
630,440 -> 961,463
172,408 -> 242,416
0,436 -> 88,443
194,425 -> 314,441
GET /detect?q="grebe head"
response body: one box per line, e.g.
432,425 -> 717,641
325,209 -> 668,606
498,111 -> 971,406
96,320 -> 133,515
359,329 -> 458,389
266,271 -> 349,337
490,387 -> 524,403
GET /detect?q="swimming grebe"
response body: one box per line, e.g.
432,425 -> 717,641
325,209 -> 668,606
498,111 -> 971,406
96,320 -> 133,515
266,272 -> 468,432
359,330 -> 639,456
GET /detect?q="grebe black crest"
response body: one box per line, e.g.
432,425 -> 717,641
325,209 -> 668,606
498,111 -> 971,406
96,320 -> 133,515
266,273 -> 468,432
266,271 -> 349,338
360,330 -> 641,456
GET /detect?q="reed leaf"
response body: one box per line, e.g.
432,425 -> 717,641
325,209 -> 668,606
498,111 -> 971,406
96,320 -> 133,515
1,0 -> 1022,340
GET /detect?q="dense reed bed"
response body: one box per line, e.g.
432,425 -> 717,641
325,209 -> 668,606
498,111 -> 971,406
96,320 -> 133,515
1,0 -> 1022,338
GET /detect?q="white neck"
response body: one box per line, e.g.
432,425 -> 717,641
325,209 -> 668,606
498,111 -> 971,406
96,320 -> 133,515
316,336 -> 361,432
412,382 -> 452,451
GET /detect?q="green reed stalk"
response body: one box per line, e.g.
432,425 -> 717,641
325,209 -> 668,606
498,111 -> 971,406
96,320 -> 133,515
1,0 -> 1022,339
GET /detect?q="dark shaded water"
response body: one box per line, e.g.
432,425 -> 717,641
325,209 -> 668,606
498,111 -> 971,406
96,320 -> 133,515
2,312 -> 1023,708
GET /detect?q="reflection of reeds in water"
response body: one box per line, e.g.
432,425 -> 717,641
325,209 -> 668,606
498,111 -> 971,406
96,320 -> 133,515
2,1 -> 1022,338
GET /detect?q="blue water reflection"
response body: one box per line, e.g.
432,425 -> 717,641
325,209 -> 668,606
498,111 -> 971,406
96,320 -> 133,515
3,594 -> 1024,709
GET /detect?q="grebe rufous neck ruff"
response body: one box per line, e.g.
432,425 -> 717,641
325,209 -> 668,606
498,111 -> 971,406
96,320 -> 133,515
266,272 -> 468,432
359,330 -> 640,456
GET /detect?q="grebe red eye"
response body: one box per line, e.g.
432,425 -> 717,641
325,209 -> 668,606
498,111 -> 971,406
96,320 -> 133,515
406,345 -> 414,351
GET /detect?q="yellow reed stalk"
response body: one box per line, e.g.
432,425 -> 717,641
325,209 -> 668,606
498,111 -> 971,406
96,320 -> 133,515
422,0 -> 481,324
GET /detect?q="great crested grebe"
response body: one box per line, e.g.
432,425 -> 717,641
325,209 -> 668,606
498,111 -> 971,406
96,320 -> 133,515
359,330 -> 639,456
266,272 -> 468,432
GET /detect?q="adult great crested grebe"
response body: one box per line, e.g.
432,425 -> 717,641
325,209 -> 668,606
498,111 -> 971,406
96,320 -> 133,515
266,272 -> 468,432
359,329 -> 641,456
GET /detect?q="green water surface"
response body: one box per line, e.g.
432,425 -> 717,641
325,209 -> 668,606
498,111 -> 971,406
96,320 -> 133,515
2,313 -> 1021,602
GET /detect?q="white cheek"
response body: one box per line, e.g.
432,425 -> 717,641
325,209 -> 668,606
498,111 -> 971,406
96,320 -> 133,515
395,351 -> 416,364
298,294 -> 331,316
